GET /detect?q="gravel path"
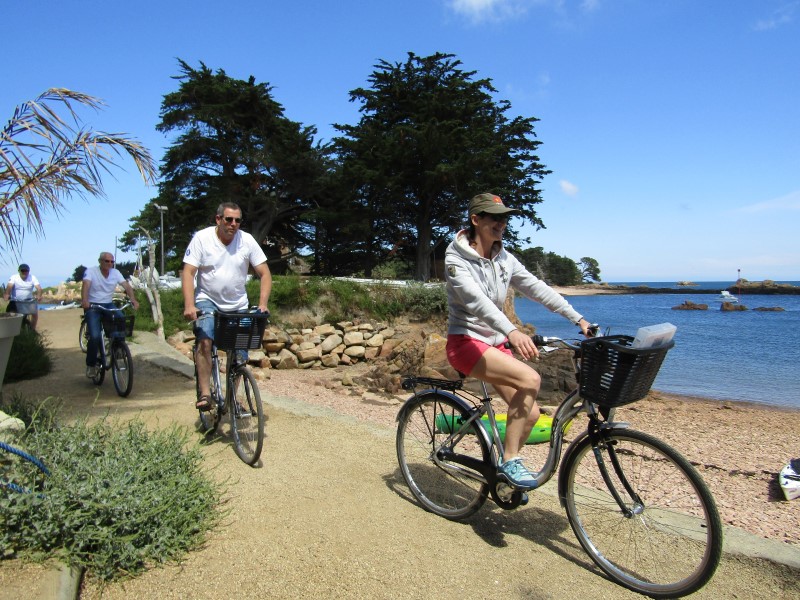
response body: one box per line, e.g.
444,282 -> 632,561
1,309 -> 799,599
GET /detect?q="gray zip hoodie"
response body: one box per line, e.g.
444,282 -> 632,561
444,230 -> 583,346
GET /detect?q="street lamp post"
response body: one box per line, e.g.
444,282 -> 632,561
153,204 -> 168,276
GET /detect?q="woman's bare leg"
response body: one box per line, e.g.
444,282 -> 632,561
469,347 -> 541,459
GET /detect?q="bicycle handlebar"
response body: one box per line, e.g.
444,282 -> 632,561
88,302 -> 132,313
532,322 -> 601,353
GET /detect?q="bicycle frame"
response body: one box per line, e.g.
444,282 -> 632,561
207,341 -> 247,413
404,380 -> 592,493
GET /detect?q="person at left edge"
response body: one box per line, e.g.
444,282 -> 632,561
81,252 -> 140,379
4,263 -> 43,330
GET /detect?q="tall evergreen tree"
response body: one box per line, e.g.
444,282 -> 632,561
332,52 -> 551,281
121,60 -> 325,272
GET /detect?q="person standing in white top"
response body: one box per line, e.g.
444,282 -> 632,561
81,252 -> 140,378
4,264 -> 43,330
182,202 -> 272,411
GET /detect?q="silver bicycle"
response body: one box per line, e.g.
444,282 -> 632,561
396,332 -> 722,598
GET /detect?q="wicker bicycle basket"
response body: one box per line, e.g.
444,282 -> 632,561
578,335 -> 674,407
213,312 -> 269,350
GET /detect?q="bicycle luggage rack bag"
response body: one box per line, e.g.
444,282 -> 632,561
214,312 -> 269,350
579,335 -> 674,407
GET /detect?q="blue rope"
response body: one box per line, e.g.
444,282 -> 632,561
0,439 -> 50,494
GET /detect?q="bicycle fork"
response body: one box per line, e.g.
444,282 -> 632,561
588,425 -> 645,518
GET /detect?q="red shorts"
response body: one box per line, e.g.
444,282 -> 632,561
446,334 -> 512,376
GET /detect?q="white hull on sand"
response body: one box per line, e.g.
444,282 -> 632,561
779,460 -> 800,501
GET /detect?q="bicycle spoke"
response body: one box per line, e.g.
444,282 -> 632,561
229,368 -> 264,465
396,393 -> 489,519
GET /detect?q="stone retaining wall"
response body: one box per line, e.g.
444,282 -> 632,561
169,320 -> 405,371
168,319 -> 577,403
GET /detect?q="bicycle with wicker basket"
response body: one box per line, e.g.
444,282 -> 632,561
85,302 -> 136,397
396,330 -> 722,598
194,310 -> 269,465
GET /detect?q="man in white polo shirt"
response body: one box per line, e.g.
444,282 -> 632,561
182,202 -> 272,411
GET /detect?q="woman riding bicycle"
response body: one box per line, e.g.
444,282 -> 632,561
181,202 -> 272,412
444,193 -> 592,490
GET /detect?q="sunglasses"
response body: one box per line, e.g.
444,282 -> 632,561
102,259 -> 115,264
480,213 -> 510,223
221,216 -> 243,224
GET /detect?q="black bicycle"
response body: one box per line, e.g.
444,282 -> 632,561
79,298 -> 126,353
85,303 -> 135,397
194,310 -> 269,466
396,331 -> 722,598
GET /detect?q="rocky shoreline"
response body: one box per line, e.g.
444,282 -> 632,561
557,280 -> 800,295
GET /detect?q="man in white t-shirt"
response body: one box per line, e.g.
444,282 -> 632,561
182,202 -> 272,411
81,252 -> 140,378
4,264 -> 43,330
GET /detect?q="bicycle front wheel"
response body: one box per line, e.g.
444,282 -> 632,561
78,319 -> 88,353
396,393 -> 490,520
111,341 -> 134,397
228,367 -> 265,465
561,428 -> 722,598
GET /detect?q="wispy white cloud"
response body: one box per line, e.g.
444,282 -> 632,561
754,1 -> 799,31
445,0 -> 600,24
446,0 -> 531,24
580,0 -> 601,12
560,179 -> 579,196
735,190 -> 800,213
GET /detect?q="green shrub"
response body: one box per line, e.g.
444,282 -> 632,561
401,283 -> 448,317
133,288 -> 187,338
0,411 -> 224,581
144,276 -> 448,333
3,328 -> 53,384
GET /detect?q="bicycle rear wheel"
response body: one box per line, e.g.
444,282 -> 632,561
561,428 -> 722,598
78,319 -> 88,353
228,367 -> 264,465
111,341 -> 134,397
396,393 -> 490,520
197,356 -> 222,435
91,337 -> 106,386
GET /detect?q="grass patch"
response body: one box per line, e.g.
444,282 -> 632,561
133,275 -> 448,337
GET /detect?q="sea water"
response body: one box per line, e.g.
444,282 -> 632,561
515,285 -> 800,409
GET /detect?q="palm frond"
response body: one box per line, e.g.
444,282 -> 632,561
0,88 -> 158,254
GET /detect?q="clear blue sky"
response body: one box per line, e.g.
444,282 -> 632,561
4,0 -> 799,287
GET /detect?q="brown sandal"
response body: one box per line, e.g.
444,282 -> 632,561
195,395 -> 213,411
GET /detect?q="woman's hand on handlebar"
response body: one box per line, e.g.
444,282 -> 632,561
508,328 -> 539,361
577,318 -> 598,338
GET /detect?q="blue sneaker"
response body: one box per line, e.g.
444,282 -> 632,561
499,458 -> 538,490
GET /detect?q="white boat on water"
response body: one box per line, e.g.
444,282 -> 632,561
779,459 -> 800,501
716,290 -> 738,303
